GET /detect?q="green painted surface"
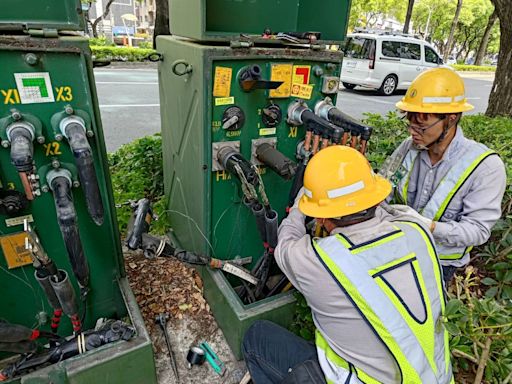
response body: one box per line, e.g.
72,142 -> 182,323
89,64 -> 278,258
0,0 -> 84,32
157,36 -> 342,267
170,0 -> 351,42
0,36 -> 156,383
157,36 -> 342,355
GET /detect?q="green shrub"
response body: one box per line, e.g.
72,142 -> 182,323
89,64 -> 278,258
88,36 -> 115,47
137,41 -> 153,49
451,64 -> 496,72
91,45 -> 156,62
108,135 -> 166,235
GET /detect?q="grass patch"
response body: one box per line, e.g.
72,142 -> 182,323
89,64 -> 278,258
451,64 -> 496,72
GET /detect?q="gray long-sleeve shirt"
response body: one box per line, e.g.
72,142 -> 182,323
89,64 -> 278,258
389,128 -> 506,267
275,202 -> 436,383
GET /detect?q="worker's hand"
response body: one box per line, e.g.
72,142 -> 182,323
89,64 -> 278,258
388,204 -> 435,231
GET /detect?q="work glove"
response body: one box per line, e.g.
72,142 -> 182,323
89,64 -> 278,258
385,204 -> 434,231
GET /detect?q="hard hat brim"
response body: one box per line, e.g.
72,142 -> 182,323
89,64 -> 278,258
299,175 -> 392,219
396,100 -> 474,114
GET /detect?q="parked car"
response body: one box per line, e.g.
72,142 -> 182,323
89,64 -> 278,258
447,56 -> 457,65
340,32 -> 447,95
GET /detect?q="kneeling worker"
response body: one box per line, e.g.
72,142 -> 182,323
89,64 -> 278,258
243,146 -> 453,384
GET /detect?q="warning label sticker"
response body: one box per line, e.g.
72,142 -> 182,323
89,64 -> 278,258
14,72 -> 55,104
215,96 -> 235,106
291,83 -> 314,100
292,65 -> 311,85
269,64 -> 293,98
0,232 -> 32,269
213,67 -> 232,98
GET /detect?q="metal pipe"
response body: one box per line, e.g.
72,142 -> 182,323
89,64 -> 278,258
47,169 -> 89,290
60,117 -> 104,226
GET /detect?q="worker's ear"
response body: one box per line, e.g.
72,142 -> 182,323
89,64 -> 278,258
448,113 -> 459,124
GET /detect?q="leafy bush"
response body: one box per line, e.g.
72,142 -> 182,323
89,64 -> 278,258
91,46 -> 156,62
88,36 -> 115,47
108,135 -> 166,235
291,112 -> 512,380
451,64 -> 496,72
137,41 -> 153,49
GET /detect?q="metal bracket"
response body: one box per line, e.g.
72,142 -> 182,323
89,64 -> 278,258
211,141 -> 240,171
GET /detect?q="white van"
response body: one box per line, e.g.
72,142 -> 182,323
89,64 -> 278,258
340,32 -> 446,95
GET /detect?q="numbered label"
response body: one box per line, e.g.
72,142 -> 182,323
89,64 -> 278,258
43,142 -> 62,156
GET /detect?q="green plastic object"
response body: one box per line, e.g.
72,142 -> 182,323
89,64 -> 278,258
0,0 -> 84,32
169,0 -> 351,43
0,36 -> 156,383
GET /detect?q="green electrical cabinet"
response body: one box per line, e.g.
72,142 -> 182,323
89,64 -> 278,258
158,35 -> 344,357
0,2 -> 156,383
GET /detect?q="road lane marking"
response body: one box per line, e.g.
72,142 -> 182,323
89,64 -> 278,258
100,104 -> 160,107
96,82 -> 158,85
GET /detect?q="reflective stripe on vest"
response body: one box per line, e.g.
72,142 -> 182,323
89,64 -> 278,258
397,142 -> 496,261
312,222 -> 452,383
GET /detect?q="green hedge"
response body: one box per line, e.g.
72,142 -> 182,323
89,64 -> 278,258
451,64 -> 496,72
90,45 -> 156,62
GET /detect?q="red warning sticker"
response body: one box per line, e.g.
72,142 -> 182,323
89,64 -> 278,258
292,65 -> 311,85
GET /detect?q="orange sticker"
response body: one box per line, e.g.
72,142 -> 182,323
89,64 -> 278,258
292,65 -> 311,85
291,83 -> 314,100
269,64 -> 293,98
0,232 -> 32,269
213,67 -> 232,98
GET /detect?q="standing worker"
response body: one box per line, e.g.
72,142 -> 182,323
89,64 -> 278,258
382,68 -> 506,284
243,146 -> 453,383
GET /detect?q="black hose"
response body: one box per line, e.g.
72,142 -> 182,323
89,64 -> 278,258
65,123 -> 104,226
8,127 -> 33,172
126,198 -> 151,250
265,210 -> 278,250
287,160 -> 306,210
49,174 -> 89,290
255,144 -> 296,180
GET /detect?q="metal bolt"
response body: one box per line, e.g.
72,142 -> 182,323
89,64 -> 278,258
24,53 -> 39,66
1,140 -> 9,148
33,189 -> 41,197
86,130 -> 94,138
42,186 -> 49,193
313,65 -> 324,76
37,136 -> 45,144
73,181 -> 80,188
11,111 -> 21,120
51,160 -> 60,168
55,133 -> 63,141
36,311 -> 48,325
326,63 -> 337,70
65,105 -> 74,115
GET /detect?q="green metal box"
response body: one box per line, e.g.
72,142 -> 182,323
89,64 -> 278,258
158,35 -> 342,356
0,0 -> 84,32
169,0 -> 351,43
0,36 -> 156,383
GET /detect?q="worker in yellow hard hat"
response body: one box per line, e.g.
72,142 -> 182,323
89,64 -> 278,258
243,146 -> 453,384
381,67 -> 506,284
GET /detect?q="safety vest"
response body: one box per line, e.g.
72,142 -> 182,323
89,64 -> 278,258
396,141 -> 496,261
312,222 -> 453,384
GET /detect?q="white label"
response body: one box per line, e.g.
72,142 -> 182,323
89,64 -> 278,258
14,72 -> 55,104
5,214 -> 34,227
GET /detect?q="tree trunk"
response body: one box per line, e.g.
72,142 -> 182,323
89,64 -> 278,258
475,10 -> 498,66
153,0 -> 170,48
444,0 -> 464,61
403,0 -> 415,34
91,0 -> 115,38
486,0 -> 512,117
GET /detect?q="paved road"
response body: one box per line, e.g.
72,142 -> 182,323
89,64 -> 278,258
94,67 -> 160,152
336,73 -> 494,120
94,67 -> 493,152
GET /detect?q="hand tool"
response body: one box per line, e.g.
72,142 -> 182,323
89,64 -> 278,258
155,313 -> 179,383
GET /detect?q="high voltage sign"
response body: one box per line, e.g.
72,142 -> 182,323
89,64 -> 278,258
14,72 -> 55,104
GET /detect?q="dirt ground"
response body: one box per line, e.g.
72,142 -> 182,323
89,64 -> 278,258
123,249 -> 248,384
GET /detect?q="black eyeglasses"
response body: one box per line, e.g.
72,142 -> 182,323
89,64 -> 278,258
401,115 -> 443,134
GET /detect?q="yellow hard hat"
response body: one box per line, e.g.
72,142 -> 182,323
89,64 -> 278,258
396,68 -> 474,113
299,146 -> 391,218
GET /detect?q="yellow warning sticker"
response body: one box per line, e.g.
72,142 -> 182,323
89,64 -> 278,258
215,96 -> 235,106
269,63 -> 293,98
292,65 -> 311,85
259,128 -> 277,136
213,67 -> 232,97
0,232 -> 32,269
291,83 -> 314,99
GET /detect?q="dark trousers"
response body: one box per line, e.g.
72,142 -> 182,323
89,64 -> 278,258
242,320 -> 326,384
442,266 -> 457,286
